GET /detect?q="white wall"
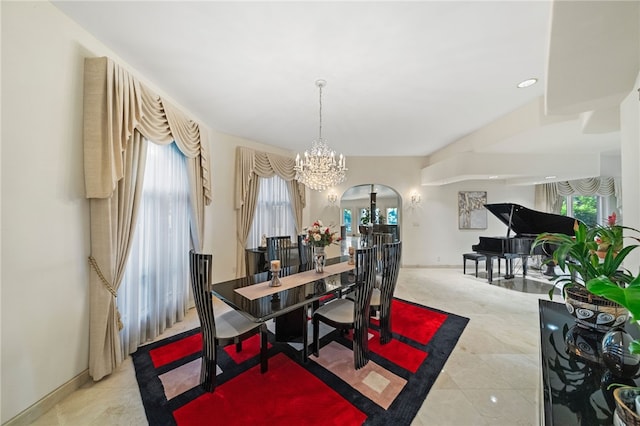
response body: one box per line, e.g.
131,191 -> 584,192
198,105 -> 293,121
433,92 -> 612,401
3,3 -> 96,421
3,2 -> 634,423
305,156 -> 536,266
620,69 -> 640,274
0,2 -> 288,422
203,131 -> 292,281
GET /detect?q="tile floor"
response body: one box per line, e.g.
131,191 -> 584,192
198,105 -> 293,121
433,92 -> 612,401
29,267 -> 552,426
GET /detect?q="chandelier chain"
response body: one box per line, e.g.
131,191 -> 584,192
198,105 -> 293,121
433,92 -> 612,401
318,83 -> 322,142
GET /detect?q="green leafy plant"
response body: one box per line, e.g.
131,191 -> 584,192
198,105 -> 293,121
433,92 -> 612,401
588,274 -> 640,354
531,218 -> 639,299
360,209 -> 370,225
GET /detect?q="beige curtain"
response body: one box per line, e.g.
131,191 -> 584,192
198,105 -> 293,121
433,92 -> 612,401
234,147 -> 305,276
556,177 -> 618,198
84,57 -> 211,380
534,183 -> 563,213
87,132 -> 147,380
535,177 -> 620,214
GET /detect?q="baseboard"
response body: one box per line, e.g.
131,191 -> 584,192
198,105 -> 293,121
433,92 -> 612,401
3,369 -> 90,426
403,264 -> 458,269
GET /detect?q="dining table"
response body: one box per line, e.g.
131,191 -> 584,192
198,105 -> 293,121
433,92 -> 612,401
211,255 -> 356,362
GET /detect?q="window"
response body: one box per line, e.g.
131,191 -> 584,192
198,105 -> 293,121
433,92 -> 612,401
343,209 -> 352,233
386,207 -> 398,225
118,141 -> 191,357
246,175 -> 296,248
561,194 -> 618,226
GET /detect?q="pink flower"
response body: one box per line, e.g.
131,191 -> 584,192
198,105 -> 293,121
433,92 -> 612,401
608,212 -> 617,227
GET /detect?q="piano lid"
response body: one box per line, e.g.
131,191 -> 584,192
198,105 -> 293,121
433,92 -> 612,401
484,203 -> 577,236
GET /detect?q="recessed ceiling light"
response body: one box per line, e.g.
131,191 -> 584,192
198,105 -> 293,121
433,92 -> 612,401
488,175 -> 499,179
545,175 -> 556,179
517,78 -> 538,88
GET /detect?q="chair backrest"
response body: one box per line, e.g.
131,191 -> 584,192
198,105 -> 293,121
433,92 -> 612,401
297,234 -> 313,266
372,232 -> 393,268
379,241 -> 402,301
354,245 -> 377,310
266,236 -> 293,267
373,232 -> 393,248
352,245 -> 377,368
359,225 -> 373,247
189,250 -> 217,338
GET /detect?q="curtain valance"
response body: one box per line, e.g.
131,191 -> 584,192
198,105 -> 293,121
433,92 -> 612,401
234,146 -> 306,277
556,177 -> 618,197
83,57 -> 211,205
235,146 -> 305,209
83,57 -> 212,381
534,177 -> 620,213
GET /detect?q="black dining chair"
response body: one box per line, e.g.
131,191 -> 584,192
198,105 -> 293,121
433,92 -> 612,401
189,250 -> 268,392
266,236 -> 293,268
372,232 -> 393,271
312,246 -> 377,369
370,241 -> 402,344
297,234 -> 313,266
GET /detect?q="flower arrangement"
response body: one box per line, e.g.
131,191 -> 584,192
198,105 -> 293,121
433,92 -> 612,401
585,215 -> 640,353
304,220 -> 341,247
595,212 -> 623,253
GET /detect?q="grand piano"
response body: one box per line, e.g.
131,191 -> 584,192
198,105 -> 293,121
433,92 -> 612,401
472,203 -> 577,283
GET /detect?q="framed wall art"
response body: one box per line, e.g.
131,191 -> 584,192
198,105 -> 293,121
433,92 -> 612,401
458,191 -> 487,229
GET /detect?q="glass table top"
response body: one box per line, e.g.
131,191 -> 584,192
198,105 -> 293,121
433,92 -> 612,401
212,255 -> 354,322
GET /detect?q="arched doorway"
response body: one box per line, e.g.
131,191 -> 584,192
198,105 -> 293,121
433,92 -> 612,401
340,184 -> 401,249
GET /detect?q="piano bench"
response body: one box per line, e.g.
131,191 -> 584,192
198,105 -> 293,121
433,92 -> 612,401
463,253 -> 487,277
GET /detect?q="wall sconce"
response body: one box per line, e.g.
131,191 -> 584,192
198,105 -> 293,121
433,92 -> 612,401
410,190 -> 421,206
327,192 -> 338,205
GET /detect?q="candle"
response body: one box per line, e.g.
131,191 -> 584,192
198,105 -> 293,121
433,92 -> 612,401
271,260 -> 281,270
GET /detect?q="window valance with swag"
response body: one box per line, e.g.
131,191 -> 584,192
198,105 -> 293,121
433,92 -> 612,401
83,57 -> 212,381
235,147 -> 306,277
534,177 -> 619,213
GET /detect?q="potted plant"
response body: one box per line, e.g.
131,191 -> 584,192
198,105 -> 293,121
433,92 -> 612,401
360,209 -> 370,226
531,214 -> 640,331
587,257 -> 640,424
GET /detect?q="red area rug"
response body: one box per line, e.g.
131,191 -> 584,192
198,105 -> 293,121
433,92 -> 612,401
132,298 -> 468,426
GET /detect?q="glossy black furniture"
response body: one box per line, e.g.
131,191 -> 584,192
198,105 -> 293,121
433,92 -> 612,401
313,246 -> 377,369
473,203 -> 576,282
266,236 -> 294,267
539,299 -> 638,425
462,252 -> 486,277
189,250 -> 268,392
376,241 -> 402,344
212,255 -> 354,362
245,246 -> 268,276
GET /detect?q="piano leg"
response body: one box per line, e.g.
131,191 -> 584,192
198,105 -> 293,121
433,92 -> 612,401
504,254 -> 517,279
487,257 -> 494,283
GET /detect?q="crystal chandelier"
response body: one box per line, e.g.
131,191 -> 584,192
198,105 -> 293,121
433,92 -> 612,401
294,79 -> 347,191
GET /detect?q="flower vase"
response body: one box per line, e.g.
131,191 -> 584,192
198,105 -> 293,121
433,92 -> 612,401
313,246 -> 326,273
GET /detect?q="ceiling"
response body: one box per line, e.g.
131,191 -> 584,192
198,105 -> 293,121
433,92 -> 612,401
52,1 -> 638,183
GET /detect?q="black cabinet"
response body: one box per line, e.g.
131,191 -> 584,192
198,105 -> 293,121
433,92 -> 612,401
539,299 -> 638,425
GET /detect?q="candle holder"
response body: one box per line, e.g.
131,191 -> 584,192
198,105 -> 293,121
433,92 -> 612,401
348,246 -> 355,265
269,265 -> 282,287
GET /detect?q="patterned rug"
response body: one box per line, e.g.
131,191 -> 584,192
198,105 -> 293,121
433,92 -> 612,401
132,298 -> 469,425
